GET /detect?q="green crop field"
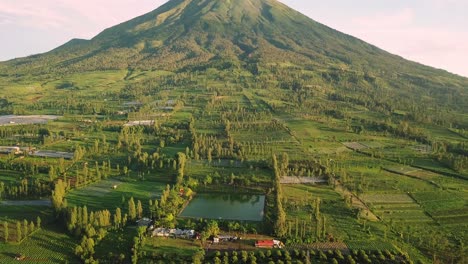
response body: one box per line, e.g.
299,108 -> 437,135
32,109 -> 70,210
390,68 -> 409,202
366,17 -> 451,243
66,177 -> 166,211
0,227 -> 78,264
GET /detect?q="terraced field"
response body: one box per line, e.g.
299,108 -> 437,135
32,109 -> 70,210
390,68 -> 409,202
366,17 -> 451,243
411,191 -> 467,225
363,193 -> 433,223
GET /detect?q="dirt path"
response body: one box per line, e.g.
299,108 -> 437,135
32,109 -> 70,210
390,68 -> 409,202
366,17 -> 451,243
334,181 -> 379,221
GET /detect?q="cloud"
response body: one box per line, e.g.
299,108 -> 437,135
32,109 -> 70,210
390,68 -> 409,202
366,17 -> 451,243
0,0 -> 167,36
335,8 -> 468,77
431,0 -> 468,8
352,8 -> 414,28
0,1 -> 69,29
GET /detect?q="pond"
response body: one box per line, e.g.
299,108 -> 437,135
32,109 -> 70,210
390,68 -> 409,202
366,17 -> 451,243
179,193 -> 265,221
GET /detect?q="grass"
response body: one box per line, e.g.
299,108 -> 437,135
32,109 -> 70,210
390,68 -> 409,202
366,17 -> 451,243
411,191 -> 466,218
0,170 -> 24,183
66,176 -> 166,211
0,206 -> 53,225
283,184 -> 377,242
141,237 -> 201,260
346,240 -> 395,251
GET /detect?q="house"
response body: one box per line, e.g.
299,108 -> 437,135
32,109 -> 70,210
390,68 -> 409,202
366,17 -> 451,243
153,228 -> 171,237
0,146 -> 21,154
255,240 -> 284,249
218,235 -> 238,242
136,218 -> 152,227
152,228 -> 195,239
255,240 -> 274,248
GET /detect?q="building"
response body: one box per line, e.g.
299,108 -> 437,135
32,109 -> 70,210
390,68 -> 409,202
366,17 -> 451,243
152,228 -> 195,239
217,235 -> 238,242
0,146 -> 21,154
255,240 -> 283,249
136,218 -> 152,227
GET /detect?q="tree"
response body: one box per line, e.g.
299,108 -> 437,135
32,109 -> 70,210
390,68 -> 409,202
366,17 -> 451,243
85,237 -> 95,256
203,175 -> 213,186
75,245 -> 84,256
273,154 -> 286,237
48,166 -> 56,181
114,208 -> 122,229
137,200 -> 143,219
83,206 -> 89,226
51,180 -> 67,212
29,222 -> 35,234
23,219 -> 28,237
3,221 -> 8,242
0,181 -> 5,199
192,250 -> 205,264
128,197 -> 136,221
206,221 -> 220,236
67,207 -> 78,232
176,152 -> 187,185
16,221 -> 21,242
36,216 -> 41,229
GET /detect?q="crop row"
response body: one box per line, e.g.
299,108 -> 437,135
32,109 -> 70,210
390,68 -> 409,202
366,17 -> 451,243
346,240 -> 396,251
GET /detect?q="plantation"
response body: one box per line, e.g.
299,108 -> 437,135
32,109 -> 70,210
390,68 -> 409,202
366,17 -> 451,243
0,228 -> 78,263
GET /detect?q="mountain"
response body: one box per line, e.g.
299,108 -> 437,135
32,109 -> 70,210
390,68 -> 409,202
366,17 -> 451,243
0,0 -> 467,114
0,0 -> 464,77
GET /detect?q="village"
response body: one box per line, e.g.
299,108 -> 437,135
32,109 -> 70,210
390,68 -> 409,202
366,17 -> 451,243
136,218 -> 285,250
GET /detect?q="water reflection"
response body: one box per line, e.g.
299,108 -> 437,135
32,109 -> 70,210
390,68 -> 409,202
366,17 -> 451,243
180,193 -> 265,221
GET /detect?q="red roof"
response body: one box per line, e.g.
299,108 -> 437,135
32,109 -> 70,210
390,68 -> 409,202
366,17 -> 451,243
255,240 -> 274,247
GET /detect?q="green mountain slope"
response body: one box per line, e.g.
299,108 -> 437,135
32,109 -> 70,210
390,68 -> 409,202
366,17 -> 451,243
0,0 -> 463,77
0,0 -> 467,115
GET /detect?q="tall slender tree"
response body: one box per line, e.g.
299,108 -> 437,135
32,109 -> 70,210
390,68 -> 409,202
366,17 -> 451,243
128,197 -> 136,221
3,221 -> 8,242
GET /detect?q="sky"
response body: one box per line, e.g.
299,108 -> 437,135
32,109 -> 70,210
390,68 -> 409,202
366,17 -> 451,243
0,0 -> 467,77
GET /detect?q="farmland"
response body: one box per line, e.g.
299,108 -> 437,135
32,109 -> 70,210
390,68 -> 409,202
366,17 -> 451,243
0,67 -> 465,263
66,177 -> 166,211
0,8 -> 466,262
0,227 -> 78,264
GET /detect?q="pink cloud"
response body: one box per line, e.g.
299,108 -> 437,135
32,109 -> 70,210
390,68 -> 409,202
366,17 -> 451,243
0,0 -> 69,29
0,0 -> 167,36
335,8 -> 468,77
352,8 -> 414,28
431,0 -> 468,8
